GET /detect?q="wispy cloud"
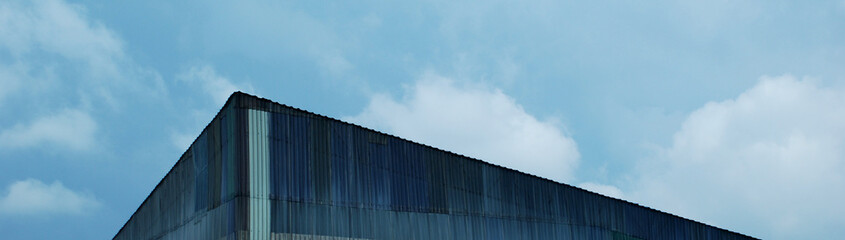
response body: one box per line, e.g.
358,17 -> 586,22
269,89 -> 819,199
631,75 -> 845,239
0,0 -> 167,110
0,109 -> 96,151
0,0 -> 167,155
0,178 -> 99,216
0,0 -> 123,69
172,65 -> 253,150
189,1 -> 354,78
345,72 -> 580,183
178,65 -> 254,107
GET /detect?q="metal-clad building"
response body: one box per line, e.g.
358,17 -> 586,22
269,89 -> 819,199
114,92 -> 755,240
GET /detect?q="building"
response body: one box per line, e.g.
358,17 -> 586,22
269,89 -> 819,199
114,92 -> 755,240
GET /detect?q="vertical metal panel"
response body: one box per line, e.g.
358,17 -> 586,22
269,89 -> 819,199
249,109 -> 271,240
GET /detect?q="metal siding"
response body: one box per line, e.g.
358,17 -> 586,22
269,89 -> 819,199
114,92 -> 757,240
114,100 -> 252,240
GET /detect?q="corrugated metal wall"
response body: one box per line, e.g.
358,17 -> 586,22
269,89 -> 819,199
114,99 -> 251,240
113,92 -> 757,240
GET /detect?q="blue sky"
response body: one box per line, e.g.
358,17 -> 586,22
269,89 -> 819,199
1,0 -> 844,239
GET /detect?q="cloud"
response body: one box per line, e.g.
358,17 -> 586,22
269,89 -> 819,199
345,72 -> 579,183
179,65 -> 254,106
173,65 -> 254,150
194,1 -> 354,78
0,178 -> 99,216
631,75 -> 845,239
0,109 -> 97,151
0,0 -> 123,76
0,0 -> 167,111
578,182 -> 624,199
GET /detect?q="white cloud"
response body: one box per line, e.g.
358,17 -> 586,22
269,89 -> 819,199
0,178 -> 99,216
631,75 -> 845,239
179,65 -> 254,106
345,73 -> 579,183
0,0 -> 123,78
0,0 -> 167,112
578,182 -> 624,199
0,0 -> 118,153
173,66 -> 253,150
0,109 -> 97,151
319,54 -> 353,77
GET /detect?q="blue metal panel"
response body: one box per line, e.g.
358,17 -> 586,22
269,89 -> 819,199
193,131 -> 208,212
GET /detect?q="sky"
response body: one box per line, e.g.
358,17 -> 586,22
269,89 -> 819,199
0,0 -> 844,239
